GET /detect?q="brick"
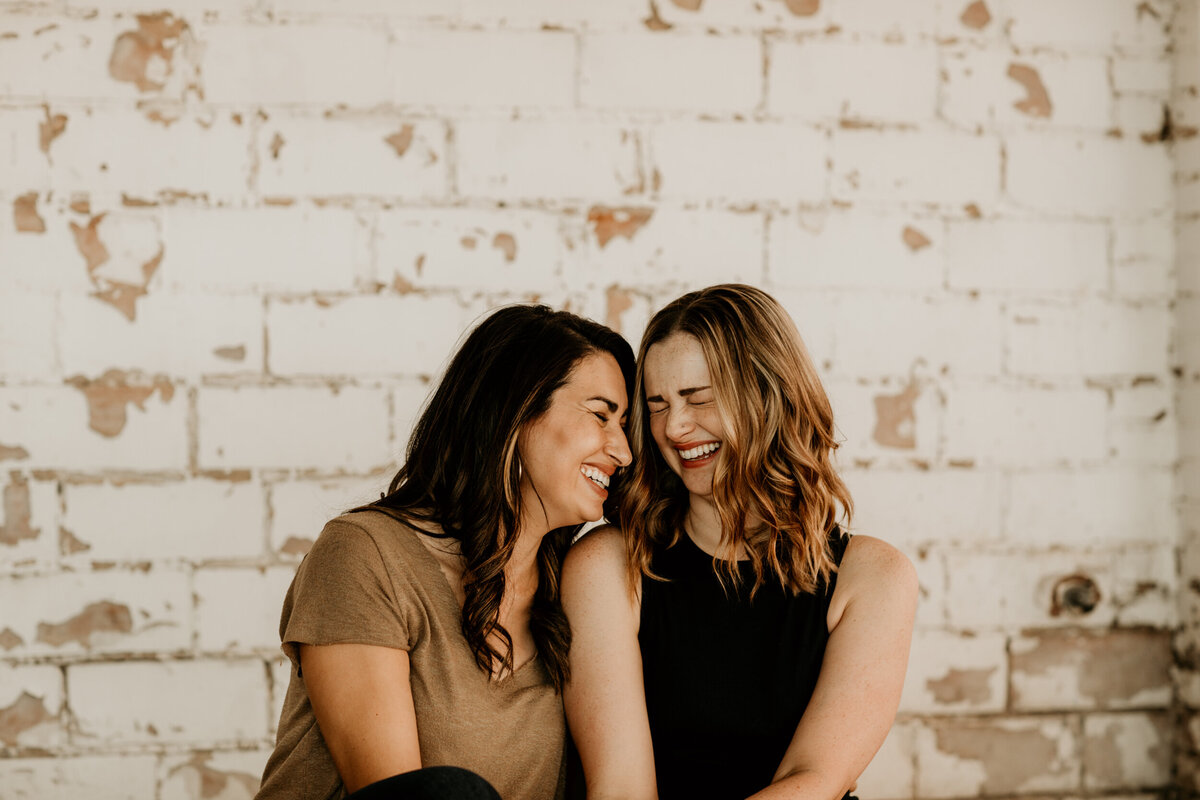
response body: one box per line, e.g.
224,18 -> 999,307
582,32 -> 760,113
0,663 -> 65,749
1083,712 -> 1171,790
769,41 -> 938,123
1109,384 -> 1177,464
61,478 -> 265,563
267,294 -> 467,378
942,50 -> 1111,130
195,567 -> 297,652
905,545 -> 946,627
68,659 -> 269,744
1011,629 -> 1172,711
915,716 -> 1079,797
256,114 -> 448,200
0,202 -> 92,296
0,290 -> 57,381
832,129 -> 1000,206
268,475 -> 387,556
1006,469 -> 1176,548
1113,58 -> 1173,94
1114,94 -> 1169,137
1006,0 -> 1170,53
577,208 -> 764,289
900,630 -> 1007,714
200,21 -> 389,105
1181,220 -> 1200,295
0,107 -> 51,191
1113,218 -> 1174,297
945,217 -> 1107,293
160,750 -> 267,800
843,469 -> 1001,546
391,29 -> 573,109
196,385 -> 392,471
161,206 -> 368,293
1006,135 -> 1172,216
834,294 -> 1002,377
49,109 -> 250,201
825,377 -> 941,463
1181,297 -> 1200,375
0,473 -> 59,572
1111,546 -> 1176,628
455,120 -> 640,201
760,288 -> 835,371
1006,300 -> 1171,377
58,293 -> 264,378
651,121 -> 827,204
0,385 -> 189,471
270,656 -> 290,734
393,379 -> 431,455
934,0 -> 1008,42
649,0 -> 831,31
0,755 -> 158,800
0,568 -> 191,657
943,385 -> 1108,465
854,721 -> 916,799
828,0 -> 940,37
768,210 -> 944,291
376,208 -> 566,292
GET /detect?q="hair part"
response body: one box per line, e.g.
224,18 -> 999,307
620,284 -> 852,598
355,304 -> 635,692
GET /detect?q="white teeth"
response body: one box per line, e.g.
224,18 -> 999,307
679,442 -> 721,460
580,466 -> 610,488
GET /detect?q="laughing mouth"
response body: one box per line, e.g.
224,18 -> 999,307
581,465 -> 610,488
679,442 -> 721,461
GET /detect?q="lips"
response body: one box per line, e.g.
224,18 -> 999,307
674,441 -> 721,469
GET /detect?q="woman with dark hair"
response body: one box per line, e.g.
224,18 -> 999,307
256,305 -> 635,800
562,285 -> 917,800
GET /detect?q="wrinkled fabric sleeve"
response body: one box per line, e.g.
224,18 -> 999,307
279,518 -> 412,671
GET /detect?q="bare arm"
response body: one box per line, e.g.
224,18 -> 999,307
300,643 -> 423,794
747,535 -> 918,800
562,527 -> 658,800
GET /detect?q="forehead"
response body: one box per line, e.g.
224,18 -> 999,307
559,352 -> 628,406
643,333 -> 710,390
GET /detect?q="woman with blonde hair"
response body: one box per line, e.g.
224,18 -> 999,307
562,284 -> 917,800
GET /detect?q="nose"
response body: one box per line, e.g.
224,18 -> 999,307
606,425 -> 632,468
664,404 -> 695,442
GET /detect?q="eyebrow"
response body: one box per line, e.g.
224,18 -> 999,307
645,385 -> 712,403
586,396 -> 626,415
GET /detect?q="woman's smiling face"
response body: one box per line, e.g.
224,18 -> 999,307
643,332 -> 726,500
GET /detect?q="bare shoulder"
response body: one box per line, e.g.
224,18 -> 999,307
563,525 -> 640,617
829,534 -> 918,629
564,525 -> 630,578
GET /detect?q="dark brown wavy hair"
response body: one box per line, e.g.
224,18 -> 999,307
356,305 -> 634,691
620,284 -> 852,597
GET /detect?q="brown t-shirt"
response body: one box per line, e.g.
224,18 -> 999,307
255,510 -> 566,800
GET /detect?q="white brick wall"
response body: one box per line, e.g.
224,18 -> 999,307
0,0 -> 1192,796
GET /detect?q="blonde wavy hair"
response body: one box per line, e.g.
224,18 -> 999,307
620,284 -> 852,597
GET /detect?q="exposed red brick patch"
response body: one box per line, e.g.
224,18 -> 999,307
384,124 -> 415,157
671,0 -> 702,9
38,106 -> 68,155
931,722 -> 1061,794
120,193 -> 157,208
960,0 -> 991,29
213,345 -> 246,361
872,380 -> 920,449
69,214 -> 112,274
392,274 -> 418,294
1007,63 -> 1053,118
0,444 -> 30,461
70,214 -> 163,321
927,667 -> 996,705
14,193 -> 46,233
0,628 -> 23,650
280,536 -> 314,556
588,206 -> 654,248
964,203 -> 982,219
606,286 -> 634,335
36,601 -> 134,648
144,107 -> 180,128
783,0 -> 820,16
902,226 -> 931,251
0,692 -> 55,747
168,752 -> 260,799
66,369 -> 175,438
108,12 -> 189,93
69,194 -> 91,215
644,0 -> 673,30
1,474 -> 40,547
269,132 -> 285,160
59,527 -> 91,555
263,197 -> 295,207
1012,628 -> 1170,707
460,236 -> 477,250
492,232 -> 517,263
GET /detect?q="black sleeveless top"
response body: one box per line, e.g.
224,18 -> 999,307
639,528 -> 852,800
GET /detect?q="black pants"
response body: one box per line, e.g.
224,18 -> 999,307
348,766 -> 501,800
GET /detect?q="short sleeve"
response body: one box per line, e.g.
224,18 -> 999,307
279,518 -> 412,670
